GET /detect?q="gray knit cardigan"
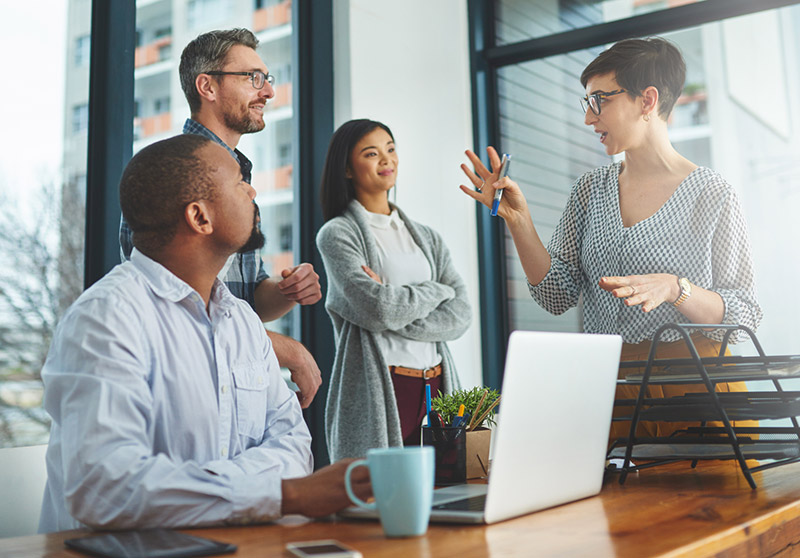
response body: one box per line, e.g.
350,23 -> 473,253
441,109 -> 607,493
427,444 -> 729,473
316,201 -> 471,460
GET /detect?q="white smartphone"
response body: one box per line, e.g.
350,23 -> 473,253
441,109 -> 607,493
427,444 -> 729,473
285,540 -> 363,558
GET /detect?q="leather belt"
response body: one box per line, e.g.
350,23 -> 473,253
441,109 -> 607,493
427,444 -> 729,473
389,363 -> 443,380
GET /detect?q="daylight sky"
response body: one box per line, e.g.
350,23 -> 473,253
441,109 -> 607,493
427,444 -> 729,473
0,1 -> 68,212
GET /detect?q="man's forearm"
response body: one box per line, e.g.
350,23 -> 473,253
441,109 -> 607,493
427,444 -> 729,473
265,330 -> 322,409
254,277 -> 296,322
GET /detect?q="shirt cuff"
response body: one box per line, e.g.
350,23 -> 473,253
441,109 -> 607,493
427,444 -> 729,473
204,460 -> 283,524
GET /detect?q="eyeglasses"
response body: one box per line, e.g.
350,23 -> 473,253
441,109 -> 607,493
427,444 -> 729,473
580,89 -> 626,115
206,70 -> 275,90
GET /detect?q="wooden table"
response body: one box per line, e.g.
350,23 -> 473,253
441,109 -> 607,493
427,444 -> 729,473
4,460 -> 800,558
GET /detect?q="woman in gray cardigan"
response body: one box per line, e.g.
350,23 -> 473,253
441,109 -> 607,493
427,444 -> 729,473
317,119 -> 471,461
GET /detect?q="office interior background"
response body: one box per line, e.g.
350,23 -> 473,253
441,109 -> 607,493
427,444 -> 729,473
1,0 -> 799,465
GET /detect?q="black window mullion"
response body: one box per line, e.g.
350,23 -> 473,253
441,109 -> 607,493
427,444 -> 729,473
469,0 -> 508,390
294,0 -> 335,468
84,1 -> 135,289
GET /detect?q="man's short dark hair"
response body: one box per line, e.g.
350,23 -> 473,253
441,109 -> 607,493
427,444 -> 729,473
580,37 -> 686,119
179,28 -> 259,114
120,135 -> 218,254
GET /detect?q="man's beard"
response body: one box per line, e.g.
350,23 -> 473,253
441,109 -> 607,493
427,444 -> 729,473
223,103 -> 266,135
238,202 -> 266,254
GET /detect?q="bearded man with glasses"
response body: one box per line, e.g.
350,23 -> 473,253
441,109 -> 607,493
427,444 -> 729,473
120,28 -> 323,409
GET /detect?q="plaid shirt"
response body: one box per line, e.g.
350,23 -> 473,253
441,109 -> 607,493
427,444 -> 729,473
119,119 -> 269,310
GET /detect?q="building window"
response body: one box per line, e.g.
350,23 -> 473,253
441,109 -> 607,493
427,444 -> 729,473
1,2 -> 90,448
187,0 -> 232,29
72,103 -> 89,134
75,34 -> 90,67
154,97 -> 170,114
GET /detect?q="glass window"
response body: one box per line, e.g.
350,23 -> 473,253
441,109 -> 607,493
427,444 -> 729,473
0,2 -> 89,448
75,34 -> 90,67
72,103 -> 88,134
496,0 -> 708,45
132,0 -> 298,343
495,3 -> 800,356
187,0 -> 233,30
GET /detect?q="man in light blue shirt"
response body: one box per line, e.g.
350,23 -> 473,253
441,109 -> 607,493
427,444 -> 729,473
39,135 -> 370,532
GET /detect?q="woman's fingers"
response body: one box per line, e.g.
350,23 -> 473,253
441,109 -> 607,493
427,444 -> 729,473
459,184 -> 491,208
460,163 -> 483,189
465,149 -> 493,182
599,273 -> 676,313
487,146 -> 502,173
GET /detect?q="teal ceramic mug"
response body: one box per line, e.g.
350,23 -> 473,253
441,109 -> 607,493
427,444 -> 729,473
344,446 -> 435,537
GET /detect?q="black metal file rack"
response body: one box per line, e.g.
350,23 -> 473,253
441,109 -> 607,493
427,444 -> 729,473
608,323 -> 800,489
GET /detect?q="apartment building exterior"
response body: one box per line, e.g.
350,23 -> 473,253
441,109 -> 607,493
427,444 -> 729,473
63,0 -> 297,336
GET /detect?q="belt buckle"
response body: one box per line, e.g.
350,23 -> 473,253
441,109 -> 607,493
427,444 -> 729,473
422,366 -> 435,380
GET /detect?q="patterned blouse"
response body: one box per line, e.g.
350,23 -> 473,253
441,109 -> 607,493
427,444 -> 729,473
528,162 -> 762,344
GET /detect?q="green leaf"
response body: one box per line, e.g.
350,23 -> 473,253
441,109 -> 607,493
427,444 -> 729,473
430,385 -> 500,428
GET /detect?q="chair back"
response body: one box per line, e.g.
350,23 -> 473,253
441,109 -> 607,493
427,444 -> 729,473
0,444 -> 48,538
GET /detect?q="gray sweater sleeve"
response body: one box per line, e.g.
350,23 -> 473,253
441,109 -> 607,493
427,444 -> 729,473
317,219 -> 456,333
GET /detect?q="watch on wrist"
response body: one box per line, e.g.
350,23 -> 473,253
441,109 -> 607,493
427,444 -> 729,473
673,277 -> 692,307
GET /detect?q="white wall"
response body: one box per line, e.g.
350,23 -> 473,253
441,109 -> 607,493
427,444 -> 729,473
333,0 -> 483,388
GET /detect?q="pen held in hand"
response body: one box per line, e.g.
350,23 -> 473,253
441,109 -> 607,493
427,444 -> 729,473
491,154 -> 512,217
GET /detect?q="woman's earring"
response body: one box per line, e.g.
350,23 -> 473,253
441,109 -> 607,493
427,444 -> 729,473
643,113 -> 651,122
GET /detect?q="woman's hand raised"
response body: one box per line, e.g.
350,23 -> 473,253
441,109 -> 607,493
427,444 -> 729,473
459,146 -> 529,224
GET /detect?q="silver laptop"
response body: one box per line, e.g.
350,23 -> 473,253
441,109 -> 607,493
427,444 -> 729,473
342,330 -> 623,525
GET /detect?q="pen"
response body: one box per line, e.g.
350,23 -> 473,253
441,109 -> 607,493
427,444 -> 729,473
451,404 -> 466,428
491,153 -> 512,217
426,384 -> 434,427
426,384 -> 432,415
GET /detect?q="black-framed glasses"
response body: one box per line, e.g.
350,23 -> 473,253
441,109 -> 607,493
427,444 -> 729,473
206,70 -> 274,90
580,89 -> 626,115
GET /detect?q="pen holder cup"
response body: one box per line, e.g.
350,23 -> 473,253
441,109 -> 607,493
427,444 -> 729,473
422,426 -> 467,486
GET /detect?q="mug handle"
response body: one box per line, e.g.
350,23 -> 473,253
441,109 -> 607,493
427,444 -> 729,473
344,459 -> 376,510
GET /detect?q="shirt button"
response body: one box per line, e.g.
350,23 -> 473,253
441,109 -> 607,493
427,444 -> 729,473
221,448 -> 227,457
221,385 -> 228,394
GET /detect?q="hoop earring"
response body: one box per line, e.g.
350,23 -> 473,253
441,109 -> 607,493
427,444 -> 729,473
643,113 -> 651,122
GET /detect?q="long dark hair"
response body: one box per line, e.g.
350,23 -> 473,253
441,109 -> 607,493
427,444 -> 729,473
319,119 -> 395,222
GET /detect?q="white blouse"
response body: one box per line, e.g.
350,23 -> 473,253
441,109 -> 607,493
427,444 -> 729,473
362,204 -> 442,369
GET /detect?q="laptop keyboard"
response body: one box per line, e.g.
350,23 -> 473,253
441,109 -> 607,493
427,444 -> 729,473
433,494 -> 487,512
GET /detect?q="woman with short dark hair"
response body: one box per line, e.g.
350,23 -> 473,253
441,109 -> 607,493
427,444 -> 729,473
460,37 -> 761,441
318,119 -> 470,460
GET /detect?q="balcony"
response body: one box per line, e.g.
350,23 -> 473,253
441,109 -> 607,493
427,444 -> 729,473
269,83 -> 292,110
252,164 -> 293,198
253,0 -> 291,32
133,112 -> 172,141
135,36 -> 172,68
263,251 -> 293,277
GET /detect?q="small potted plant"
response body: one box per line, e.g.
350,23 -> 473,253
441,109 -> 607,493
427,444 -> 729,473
432,386 -> 500,478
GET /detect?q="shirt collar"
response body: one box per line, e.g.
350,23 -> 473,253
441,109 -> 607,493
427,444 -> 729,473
354,200 -> 404,230
183,118 -> 252,184
130,249 -> 236,311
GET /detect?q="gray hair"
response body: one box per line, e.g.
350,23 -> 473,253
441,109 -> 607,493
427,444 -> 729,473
179,28 -> 259,114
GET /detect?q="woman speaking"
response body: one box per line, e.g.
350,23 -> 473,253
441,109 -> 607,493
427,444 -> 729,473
460,37 -> 762,440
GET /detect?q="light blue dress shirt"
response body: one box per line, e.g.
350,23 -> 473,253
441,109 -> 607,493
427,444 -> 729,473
39,250 -> 312,533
